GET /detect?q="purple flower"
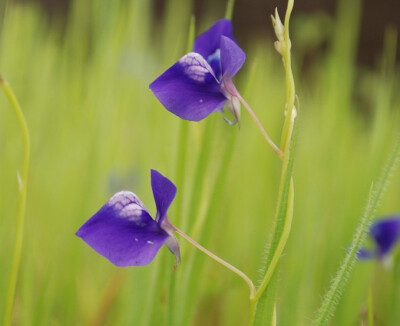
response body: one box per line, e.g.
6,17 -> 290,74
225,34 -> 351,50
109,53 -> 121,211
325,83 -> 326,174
76,170 -> 180,267
357,216 -> 400,260
149,19 -> 245,123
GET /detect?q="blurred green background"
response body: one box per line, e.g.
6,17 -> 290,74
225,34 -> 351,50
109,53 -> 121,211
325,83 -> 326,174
1,0 -> 399,325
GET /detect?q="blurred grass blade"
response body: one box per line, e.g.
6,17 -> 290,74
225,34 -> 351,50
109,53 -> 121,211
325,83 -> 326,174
86,270 -> 127,326
186,15 -> 195,53
313,135 -> 400,326
173,14 -> 195,226
176,128 -> 238,326
225,0 -> 235,20
1,75 -> 31,326
368,286 -> 374,326
272,304 -> 277,326
181,119 -> 215,232
167,16 -> 196,326
390,252 -> 400,325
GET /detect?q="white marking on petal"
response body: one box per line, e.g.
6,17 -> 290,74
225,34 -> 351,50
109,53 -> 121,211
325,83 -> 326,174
147,240 -> 154,245
135,237 -> 139,242
120,203 -> 145,218
179,53 -> 217,82
108,191 -> 146,211
117,203 -> 148,227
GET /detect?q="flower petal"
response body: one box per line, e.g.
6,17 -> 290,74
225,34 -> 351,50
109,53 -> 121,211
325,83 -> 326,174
356,248 -> 375,260
76,191 -> 169,267
194,18 -> 234,59
220,36 -> 246,78
151,169 -> 177,224
150,53 -> 227,121
370,216 -> 400,257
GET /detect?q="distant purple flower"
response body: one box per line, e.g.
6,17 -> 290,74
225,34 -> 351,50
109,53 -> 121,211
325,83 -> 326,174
357,216 -> 400,260
76,170 -> 180,267
150,19 -> 245,123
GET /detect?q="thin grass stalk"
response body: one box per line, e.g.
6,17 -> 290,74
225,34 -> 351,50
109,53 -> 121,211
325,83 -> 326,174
390,253 -> 400,325
368,286 -> 374,326
177,129 -> 238,326
1,75 -> 31,326
167,15 -> 196,325
175,44 -> 260,324
177,58 -> 258,324
166,17 -> 196,326
0,0 -> 11,33
225,0 -> 235,20
141,255 -> 165,326
181,118 -> 215,232
86,270 -> 127,326
173,15 -> 195,225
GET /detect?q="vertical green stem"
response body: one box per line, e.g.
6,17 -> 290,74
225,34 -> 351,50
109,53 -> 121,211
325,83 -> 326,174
1,0 -> 11,33
173,15 -> 195,225
368,286 -> 374,326
181,119 -> 215,232
254,179 -> 294,302
279,0 -> 295,153
1,75 -> 31,326
250,0 -> 296,324
225,0 -> 235,19
167,15 -> 195,326
272,304 -> 277,326
390,251 -> 400,325
173,122 -> 188,226
177,128 -> 238,326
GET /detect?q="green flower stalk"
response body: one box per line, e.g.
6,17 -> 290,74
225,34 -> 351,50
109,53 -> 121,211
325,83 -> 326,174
1,75 -> 31,326
249,0 -> 297,324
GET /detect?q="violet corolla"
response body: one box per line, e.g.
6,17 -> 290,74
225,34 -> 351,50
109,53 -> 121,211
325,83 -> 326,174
149,19 -> 245,124
76,169 -> 180,266
357,215 -> 400,260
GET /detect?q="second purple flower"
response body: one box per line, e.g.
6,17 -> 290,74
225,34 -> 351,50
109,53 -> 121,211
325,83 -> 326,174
76,170 -> 180,267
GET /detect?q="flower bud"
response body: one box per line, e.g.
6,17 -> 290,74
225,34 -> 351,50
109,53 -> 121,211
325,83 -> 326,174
271,8 -> 285,42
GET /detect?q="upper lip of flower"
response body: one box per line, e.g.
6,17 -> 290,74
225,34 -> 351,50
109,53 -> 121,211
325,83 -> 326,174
149,18 -> 246,122
76,169 -> 180,267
